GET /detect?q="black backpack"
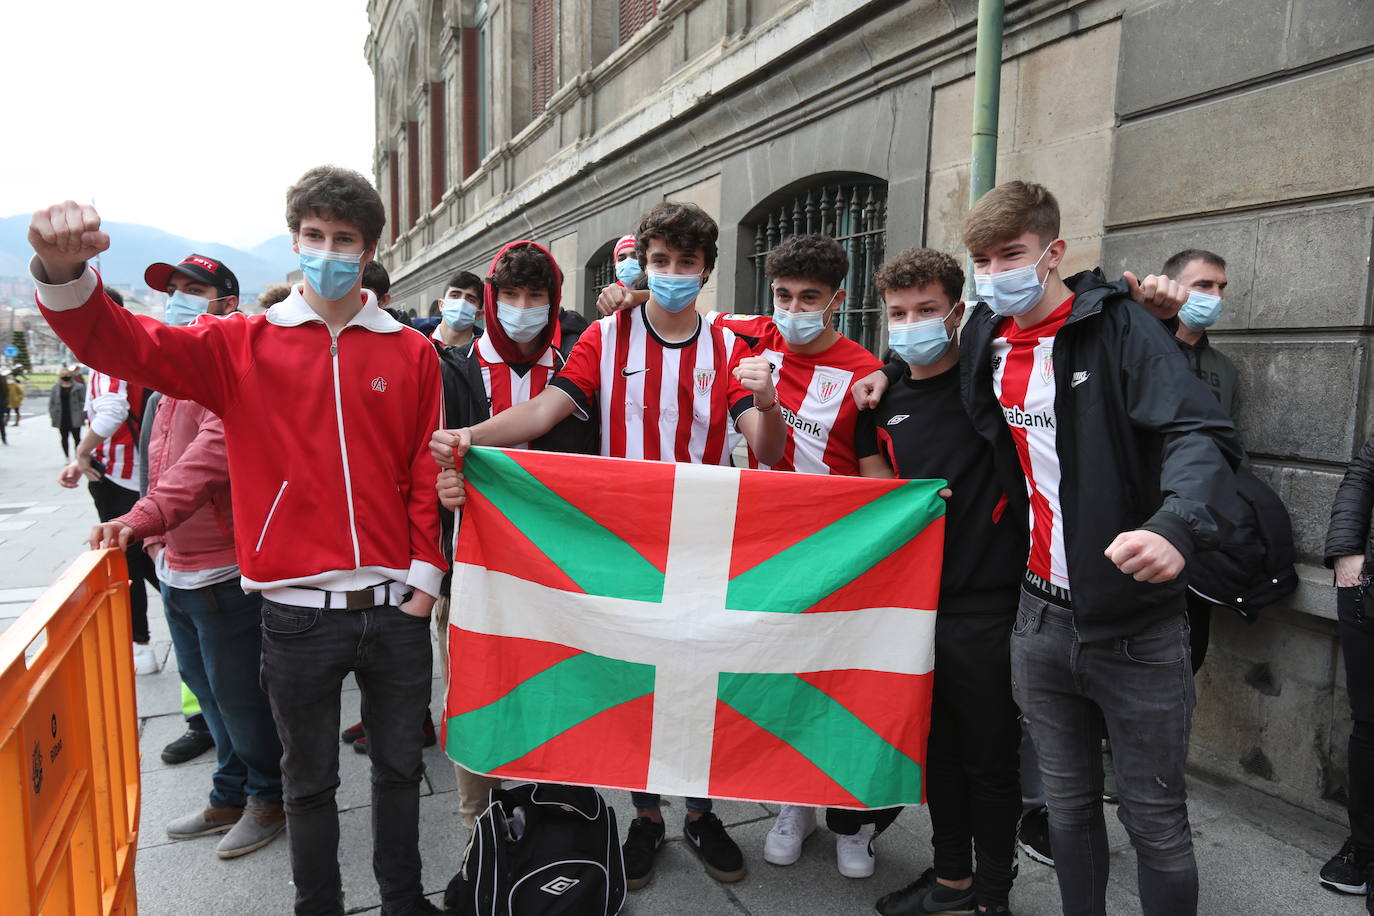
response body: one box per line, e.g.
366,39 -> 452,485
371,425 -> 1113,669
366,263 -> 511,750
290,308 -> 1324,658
1187,467 -> 1298,620
445,783 -> 626,916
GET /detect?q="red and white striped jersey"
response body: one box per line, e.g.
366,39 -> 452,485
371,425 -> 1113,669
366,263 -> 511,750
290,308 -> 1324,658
551,305 -> 755,465
86,369 -> 147,491
707,313 -> 882,475
473,332 -> 558,449
990,297 -> 1073,589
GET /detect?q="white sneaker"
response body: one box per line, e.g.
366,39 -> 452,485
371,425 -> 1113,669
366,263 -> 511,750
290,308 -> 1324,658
132,642 -> 158,675
763,804 -> 817,866
835,823 -> 875,878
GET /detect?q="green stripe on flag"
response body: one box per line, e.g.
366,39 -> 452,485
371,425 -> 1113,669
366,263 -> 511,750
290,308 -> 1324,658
464,447 -> 665,601
718,672 -> 921,807
447,651 -> 656,773
726,479 -> 946,613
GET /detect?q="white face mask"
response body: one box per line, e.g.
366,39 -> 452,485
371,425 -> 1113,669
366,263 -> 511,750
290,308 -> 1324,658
974,245 -> 1052,317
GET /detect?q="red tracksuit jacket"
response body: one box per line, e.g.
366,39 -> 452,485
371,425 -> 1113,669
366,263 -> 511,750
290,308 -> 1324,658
37,268 -> 446,599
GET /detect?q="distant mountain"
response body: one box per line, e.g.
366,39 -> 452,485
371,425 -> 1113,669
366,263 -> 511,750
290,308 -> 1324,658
0,216 -> 298,297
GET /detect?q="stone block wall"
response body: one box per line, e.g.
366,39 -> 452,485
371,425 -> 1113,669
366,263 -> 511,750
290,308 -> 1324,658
1100,0 -> 1374,818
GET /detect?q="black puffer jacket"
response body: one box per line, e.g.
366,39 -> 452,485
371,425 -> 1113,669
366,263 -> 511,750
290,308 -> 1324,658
1325,432 -> 1374,574
960,269 -> 1245,641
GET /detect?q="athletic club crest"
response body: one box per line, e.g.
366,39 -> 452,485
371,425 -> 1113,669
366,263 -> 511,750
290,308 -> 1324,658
1039,351 -> 1054,384
694,369 -> 715,396
371,377 -> 388,393
815,375 -> 843,404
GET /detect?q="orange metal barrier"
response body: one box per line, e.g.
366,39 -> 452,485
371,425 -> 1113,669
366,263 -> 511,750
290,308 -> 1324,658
0,550 -> 139,915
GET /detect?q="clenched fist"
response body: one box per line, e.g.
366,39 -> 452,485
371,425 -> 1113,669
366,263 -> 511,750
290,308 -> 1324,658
1124,271 -> 1187,321
437,468 -> 467,510
1104,530 -> 1185,584
851,368 -> 889,410
29,201 -> 110,285
431,427 -> 472,470
732,356 -> 777,409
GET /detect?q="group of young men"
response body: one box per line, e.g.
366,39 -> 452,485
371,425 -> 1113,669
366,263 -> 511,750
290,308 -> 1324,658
29,167 -> 1253,916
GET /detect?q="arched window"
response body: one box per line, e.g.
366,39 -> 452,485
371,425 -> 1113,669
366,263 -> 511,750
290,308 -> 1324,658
744,176 -> 889,355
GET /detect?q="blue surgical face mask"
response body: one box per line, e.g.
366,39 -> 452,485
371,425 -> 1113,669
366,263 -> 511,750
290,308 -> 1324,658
974,245 -> 1052,318
772,291 -> 838,346
165,290 -> 217,327
442,297 -> 478,330
615,258 -> 642,286
1178,290 -> 1223,331
497,302 -> 550,343
647,270 -> 702,313
889,312 -> 956,366
299,243 -> 363,301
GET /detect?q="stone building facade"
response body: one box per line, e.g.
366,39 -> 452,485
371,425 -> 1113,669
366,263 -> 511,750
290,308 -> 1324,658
366,0 -> 1374,821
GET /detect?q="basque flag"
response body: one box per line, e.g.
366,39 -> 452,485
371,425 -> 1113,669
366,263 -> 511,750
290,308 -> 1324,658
443,447 -> 945,808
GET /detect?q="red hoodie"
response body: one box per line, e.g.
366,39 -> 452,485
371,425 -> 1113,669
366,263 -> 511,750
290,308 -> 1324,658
481,239 -> 564,365
36,265 -> 446,599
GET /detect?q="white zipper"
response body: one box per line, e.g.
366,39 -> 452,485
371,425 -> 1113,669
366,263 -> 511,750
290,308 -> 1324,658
255,481 -> 289,553
330,331 -> 363,567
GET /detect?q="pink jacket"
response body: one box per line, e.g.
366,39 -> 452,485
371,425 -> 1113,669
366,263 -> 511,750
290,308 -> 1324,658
118,395 -> 237,572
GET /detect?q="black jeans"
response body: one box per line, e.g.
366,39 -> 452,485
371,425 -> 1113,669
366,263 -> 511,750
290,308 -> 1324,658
260,600 -> 434,916
1011,591 -> 1197,916
926,612 -> 1021,906
88,477 -> 158,643
842,612 -> 1021,906
1338,586 -> 1374,851
58,424 -> 81,458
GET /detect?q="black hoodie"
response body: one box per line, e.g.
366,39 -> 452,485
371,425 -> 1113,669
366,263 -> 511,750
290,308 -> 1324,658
959,269 -> 1244,641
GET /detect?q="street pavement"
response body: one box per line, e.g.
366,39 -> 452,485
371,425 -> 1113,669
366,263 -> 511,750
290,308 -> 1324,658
0,391 -> 1367,915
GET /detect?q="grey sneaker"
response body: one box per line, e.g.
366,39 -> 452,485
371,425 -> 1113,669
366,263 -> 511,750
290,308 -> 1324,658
216,796 -> 286,859
166,804 -> 242,840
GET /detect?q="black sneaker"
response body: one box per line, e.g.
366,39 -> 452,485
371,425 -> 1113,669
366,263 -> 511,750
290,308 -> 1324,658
683,812 -> 746,883
874,868 -> 974,915
161,727 -> 215,765
1319,837 -> 1372,894
1017,807 -> 1054,868
622,816 -> 666,891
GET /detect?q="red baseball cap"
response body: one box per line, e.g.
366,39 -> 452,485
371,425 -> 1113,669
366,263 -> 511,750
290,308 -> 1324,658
145,254 -> 240,297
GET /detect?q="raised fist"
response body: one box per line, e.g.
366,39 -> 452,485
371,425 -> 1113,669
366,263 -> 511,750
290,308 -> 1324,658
29,201 -> 110,284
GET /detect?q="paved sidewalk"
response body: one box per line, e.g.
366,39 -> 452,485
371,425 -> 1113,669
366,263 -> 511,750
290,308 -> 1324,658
0,393 -> 1366,915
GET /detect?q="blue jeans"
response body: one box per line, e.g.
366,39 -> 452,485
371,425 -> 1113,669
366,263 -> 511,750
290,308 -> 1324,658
260,600 -> 433,916
630,793 -> 712,814
161,579 -> 282,808
1011,590 -> 1197,916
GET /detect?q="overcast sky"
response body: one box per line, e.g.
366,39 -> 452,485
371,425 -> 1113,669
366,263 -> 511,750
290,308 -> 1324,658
2,1 -> 376,249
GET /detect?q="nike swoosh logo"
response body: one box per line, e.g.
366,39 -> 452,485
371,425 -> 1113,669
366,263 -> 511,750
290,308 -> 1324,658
621,367 -> 648,377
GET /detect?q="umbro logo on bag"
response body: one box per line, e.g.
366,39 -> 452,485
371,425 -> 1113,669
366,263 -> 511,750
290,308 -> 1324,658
1070,371 -> 1091,388
539,875 -> 580,896
371,377 -> 388,392
887,415 -> 909,426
